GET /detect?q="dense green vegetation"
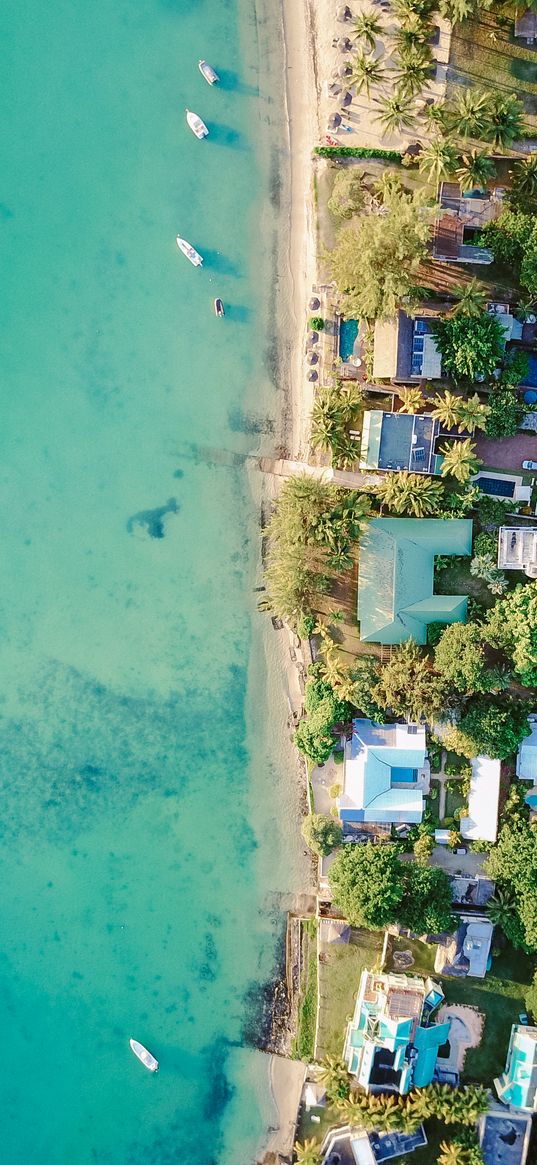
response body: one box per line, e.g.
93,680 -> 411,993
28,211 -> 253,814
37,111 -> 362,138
301,813 -> 343,856
328,842 -> 453,934
314,146 -> 402,161
486,786 -> 537,951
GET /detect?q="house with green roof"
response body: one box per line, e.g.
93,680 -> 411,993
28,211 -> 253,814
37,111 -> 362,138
344,969 -> 450,1094
357,518 -> 473,645
338,719 -> 429,825
495,1025 -> 537,1113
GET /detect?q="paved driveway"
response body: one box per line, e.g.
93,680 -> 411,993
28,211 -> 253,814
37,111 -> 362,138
475,432 -> 537,472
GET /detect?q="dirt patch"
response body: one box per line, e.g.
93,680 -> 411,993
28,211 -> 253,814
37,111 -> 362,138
437,1004 -> 484,1074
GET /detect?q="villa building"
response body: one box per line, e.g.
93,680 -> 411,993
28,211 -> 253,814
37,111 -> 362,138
357,518 -> 473,645
359,410 -> 441,475
498,527 -> 537,579
344,969 -> 450,1094
372,311 -> 443,382
460,756 -> 501,844
338,719 -> 429,826
479,1107 -> 533,1165
433,182 -> 500,264
321,1124 -> 428,1165
495,1025 -> 537,1112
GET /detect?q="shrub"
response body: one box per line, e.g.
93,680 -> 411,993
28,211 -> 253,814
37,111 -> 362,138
429,785 -> 439,801
333,749 -> 344,766
314,146 -> 402,161
309,316 -> 324,331
473,530 -> 497,557
329,782 -> 342,799
427,621 -> 446,648
298,614 -> 317,639
486,387 -> 521,439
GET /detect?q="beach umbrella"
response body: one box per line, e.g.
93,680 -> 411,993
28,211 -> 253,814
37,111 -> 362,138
337,4 -> 351,20
306,331 -> 319,346
336,37 -> 352,51
328,113 -> 342,130
307,370 -> 318,382
309,296 -> 321,311
341,90 -> 353,107
328,81 -> 342,98
338,63 -> 351,77
306,351 -> 319,365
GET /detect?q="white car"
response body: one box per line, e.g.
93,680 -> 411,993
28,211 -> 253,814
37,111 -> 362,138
522,460 -> 537,470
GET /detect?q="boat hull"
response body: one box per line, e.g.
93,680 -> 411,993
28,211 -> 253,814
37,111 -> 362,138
186,110 -> 209,139
214,298 -> 225,317
176,236 -> 203,266
198,59 -> 219,85
130,1039 -> 159,1072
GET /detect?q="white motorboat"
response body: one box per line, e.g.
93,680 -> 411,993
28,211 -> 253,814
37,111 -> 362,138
198,59 -> 219,85
129,1039 -> 159,1072
186,109 -> 208,139
176,236 -> 203,266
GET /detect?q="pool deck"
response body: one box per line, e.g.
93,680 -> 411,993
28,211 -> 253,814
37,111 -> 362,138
475,433 -> 537,473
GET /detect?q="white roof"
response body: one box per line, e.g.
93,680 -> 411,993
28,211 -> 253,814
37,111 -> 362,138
351,1133 -> 376,1165
421,333 -> 443,379
517,716 -> 537,782
463,919 -> 493,978
460,756 -> 501,842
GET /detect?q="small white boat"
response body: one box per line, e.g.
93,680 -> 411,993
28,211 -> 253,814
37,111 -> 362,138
198,59 -> 219,85
186,109 -> 208,139
130,1039 -> 159,1072
176,236 -> 203,266
214,298 -> 225,317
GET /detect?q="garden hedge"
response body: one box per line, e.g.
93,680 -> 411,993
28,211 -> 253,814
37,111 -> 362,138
314,145 -> 402,162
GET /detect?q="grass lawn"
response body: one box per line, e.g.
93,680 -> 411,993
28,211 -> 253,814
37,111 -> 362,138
444,786 -> 466,821
316,928 -> 384,1058
435,556 -> 495,609
292,920 -> 318,1061
447,9 -> 537,130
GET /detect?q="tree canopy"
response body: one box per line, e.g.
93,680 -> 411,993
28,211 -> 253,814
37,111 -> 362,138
301,813 -> 343,856
327,168 -> 366,221
295,671 -> 353,765
434,622 -> 501,695
373,639 -> 445,723
443,697 -> 531,760
399,864 -> 454,935
432,312 -> 505,382
487,794 -> 537,951
328,188 -> 433,320
375,471 -> 445,517
486,582 -> 537,687
328,843 -> 405,929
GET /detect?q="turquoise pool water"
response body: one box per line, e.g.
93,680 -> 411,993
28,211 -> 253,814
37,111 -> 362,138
0,1 -> 305,1162
339,318 -> 359,361
526,794 -> 537,806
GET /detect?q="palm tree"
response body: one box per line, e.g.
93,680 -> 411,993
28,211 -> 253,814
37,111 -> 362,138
393,0 -> 436,17
294,1139 -> 321,1165
456,149 -> 496,193
448,87 -> 492,140
372,169 -> 403,203
484,93 -> 526,151
391,45 -> 433,97
419,138 -> 458,185
337,1093 -> 368,1126
456,392 -> 490,434
431,389 -> 463,430
348,51 -> 385,98
511,153 -> 537,200
438,1141 -> 470,1165
317,1055 -> 352,1102
450,278 -> 488,319
352,11 -> 383,51
438,0 -> 478,22
390,14 -> 430,54
440,438 -> 481,484
310,384 -> 364,467
375,471 -> 444,517
488,886 -> 518,930
397,386 -> 424,413
422,101 -> 448,134
375,93 -> 418,136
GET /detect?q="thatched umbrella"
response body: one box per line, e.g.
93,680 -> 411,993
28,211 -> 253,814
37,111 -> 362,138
337,4 -> 351,20
341,90 -> 353,107
307,369 -> 318,382
328,113 -> 342,130
309,296 -> 321,311
306,330 -> 319,346
328,81 -> 342,98
338,62 -> 351,77
306,351 -> 319,365
336,37 -> 352,51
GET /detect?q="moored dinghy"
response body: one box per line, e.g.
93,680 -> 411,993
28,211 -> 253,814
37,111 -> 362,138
186,109 -> 209,139
214,298 -> 225,317
198,59 -> 219,85
176,236 -> 203,266
129,1038 -> 159,1072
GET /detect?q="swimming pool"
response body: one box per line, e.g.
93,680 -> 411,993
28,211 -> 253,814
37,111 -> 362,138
526,793 -> 537,807
339,318 -> 359,361
522,353 -> 537,387
477,476 -> 515,498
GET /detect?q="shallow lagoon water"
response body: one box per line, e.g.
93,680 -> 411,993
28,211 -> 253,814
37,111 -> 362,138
0,1 -> 302,1161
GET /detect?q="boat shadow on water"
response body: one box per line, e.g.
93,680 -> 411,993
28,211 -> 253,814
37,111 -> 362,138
215,69 -> 258,97
209,123 -> 245,149
224,304 -> 251,323
202,250 -> 241,277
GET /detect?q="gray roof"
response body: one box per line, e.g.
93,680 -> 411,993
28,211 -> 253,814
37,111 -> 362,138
373,311 -> 414,379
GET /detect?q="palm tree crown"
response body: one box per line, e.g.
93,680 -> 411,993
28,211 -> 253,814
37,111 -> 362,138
352,11 -> 383,51
511,153 -> 537,200
349,51 -> 385,98
484,92 -> 526,150
456,149 -> 496,193
294,1139 -> 321,1165
449,87 -> 491,140
397,386 -> 425,413
376,471 -> 444,517
440,438 -> 481,484
419,138 -> 458,186
431,389 -> 463,430
456,392 -> 490,434
450,278 -> 488,319
391,45 -> 433,97
375,93 -> 418,135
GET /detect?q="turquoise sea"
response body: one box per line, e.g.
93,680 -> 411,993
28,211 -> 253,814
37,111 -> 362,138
0,2 -> 304,1161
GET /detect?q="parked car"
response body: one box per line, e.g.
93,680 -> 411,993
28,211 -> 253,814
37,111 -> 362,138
522,460 -> 537,470
519,1012 -> 529,1025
